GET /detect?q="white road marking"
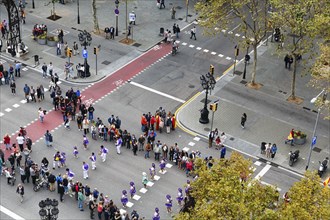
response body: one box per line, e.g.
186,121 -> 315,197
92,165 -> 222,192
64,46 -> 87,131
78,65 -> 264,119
22,67 -> 28,71
193,137 -> 200,141
146,181 -> 154,187
229,24 -> 241,33
254,164 -> 271,180
119,209 -> 127,215
196,47 -> 202,50
203,49 -> 209,52
189,45 -> 195,48
154,175 -> 160,180
20,100 -> 27,104
126,201 -> 134,208
176,40 -> 181,43
211,52 -> 217,55
188,142 -> 195,146
181,42 -> 187,46
221,29 -> 226,33
242,36 -> 246,39
129,81 -> 185,103
235,33 -> 240,37
254,161 -> 262,166
133,195 -> 141,200
218,54 -> 224,57
0,205 -> 25,220
159,170 -> 167,174
0,112 -> 4,117
166,164 -> 173,168
226,57 -> 232,60
13,104 -> 20,108
139,188 -> 148,193
182,147 -> 190,152
5,108 -> 12,112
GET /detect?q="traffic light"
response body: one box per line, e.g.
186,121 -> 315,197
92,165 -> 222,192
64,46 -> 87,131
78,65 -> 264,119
210,64 -> 214,75
94,47 -> 99,55
209,103 -> 218,112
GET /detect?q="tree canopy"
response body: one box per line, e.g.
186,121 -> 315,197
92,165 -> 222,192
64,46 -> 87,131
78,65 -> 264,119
175,153 -> 330,219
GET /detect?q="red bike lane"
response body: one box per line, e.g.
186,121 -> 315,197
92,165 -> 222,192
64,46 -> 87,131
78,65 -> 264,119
1,44 -> 171,159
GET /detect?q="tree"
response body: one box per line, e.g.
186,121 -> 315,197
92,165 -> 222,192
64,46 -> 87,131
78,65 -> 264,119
277,171 -> 330,219
195,0 -> 270,86
45,0 -> 59,20
309,44 -> 330,119
92,0 -> 100,34
270,0 -> 326,101
175,152 -> 279,219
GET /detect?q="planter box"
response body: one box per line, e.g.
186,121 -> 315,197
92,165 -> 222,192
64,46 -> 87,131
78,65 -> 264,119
294,137 -> 306,145
37,38 -> 47,45
47,40 -> 57,47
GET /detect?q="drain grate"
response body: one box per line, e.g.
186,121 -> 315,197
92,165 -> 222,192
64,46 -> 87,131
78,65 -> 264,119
188,14 -> 192,17
303,107 -> 311,111
188,85 -> 195,88
313,147 -> 322,153
234,71 -> 242,76
200,98 -> 211,104
229,137 -> 235,141
60,56 -> 66,59
101,60 -> 111,65
132,43 -> 141,47
178,18 -> 183,20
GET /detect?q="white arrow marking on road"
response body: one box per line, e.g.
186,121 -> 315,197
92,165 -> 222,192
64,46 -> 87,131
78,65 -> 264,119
0,205 -> 25,220
129,81 -> 185,103
254,164 -> 271,180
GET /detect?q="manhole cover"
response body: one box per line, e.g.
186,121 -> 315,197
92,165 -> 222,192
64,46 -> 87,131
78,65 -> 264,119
234,70 -> 242,76
313,147 -> 322,153
303,107 -> 311,111
101,60 -> 111,65
200,98 -> 211,104
47,15 -> 62,21
188,85 -> 195,88
240,80 -> 247,84
204,128 -> 210,131
178,18 -> 183,20
132,43 -> 141,47
229,137 -> 235,141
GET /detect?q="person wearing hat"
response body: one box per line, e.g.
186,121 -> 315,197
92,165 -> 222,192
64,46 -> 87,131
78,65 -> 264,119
176,188 -> 183,206
142,172 -> 148,188
152,207 -> 160,220
165,194 -> 173,213
121,190 -> 128,207
129,181 -> 136,199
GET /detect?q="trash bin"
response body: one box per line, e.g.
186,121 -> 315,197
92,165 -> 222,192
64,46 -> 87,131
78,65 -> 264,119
159,27 -> 164,36
34,55 -> 39,65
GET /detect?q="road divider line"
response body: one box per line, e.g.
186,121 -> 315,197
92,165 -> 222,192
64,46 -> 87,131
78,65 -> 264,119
128,81 -> 185,103
254,164 -> 271,180
0,205 -> 25,220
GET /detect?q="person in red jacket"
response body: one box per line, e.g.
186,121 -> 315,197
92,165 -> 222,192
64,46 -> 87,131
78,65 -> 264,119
3,134 -> 11,150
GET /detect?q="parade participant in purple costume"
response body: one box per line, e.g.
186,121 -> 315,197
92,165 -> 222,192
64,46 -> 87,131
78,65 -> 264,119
83,135 -> 89,150
121,190 -> 128,207
185,180 -> 191,195
66,168 -> 75,181
149,163 -> 156,180
89,152 -> 97,169
100,145 -> 108,162
129,181 -> 136,199
165,194 -> 173,213
60,152 -> 66,167
159,159 -> 166,173
152,207 -> 160,220
73,146 -> 79,158
82,161 -> 89,179
115,136 -> 122,154
176,188 -> 183,206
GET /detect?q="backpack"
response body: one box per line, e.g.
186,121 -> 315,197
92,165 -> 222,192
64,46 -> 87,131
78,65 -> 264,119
48,134 -> 53,142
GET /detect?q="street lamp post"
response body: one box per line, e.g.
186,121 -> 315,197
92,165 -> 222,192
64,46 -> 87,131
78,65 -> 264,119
32,0 -> 35,9
115,0 -> 119,36
39,198 -> 59,220
242,42 -> 250,79
305,89 -> 326,170
77,0 -> 80,24
199,73 -> 216,124
78,30 -> 92,77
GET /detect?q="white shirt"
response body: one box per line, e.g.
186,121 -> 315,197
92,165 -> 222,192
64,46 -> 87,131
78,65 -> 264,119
16,136 -> 25,144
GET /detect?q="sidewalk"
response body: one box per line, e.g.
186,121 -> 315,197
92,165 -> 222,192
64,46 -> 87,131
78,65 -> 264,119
176,41 -> 330,176
0,0 -> 198,83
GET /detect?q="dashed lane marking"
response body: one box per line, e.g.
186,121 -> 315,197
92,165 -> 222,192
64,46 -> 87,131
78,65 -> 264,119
211,52 -> 216,55
226,57 -> 232,60
4,108 -> 12,112
218,54 -> 224,57
188,142 -> 195,146
260,181 -> 282,191
196,47 -> 202,50
129,81 -> 185,103
133,195 -> 141,201
126,201 -> 134,208
193,137 -> 200,141
203,49 -> 209,53
181,42 -> 187,46
146,181 -> 154,187
13,104 -> 20,108
139,188 -> 148,193
20,100 -> 27,104
0,112 -> 4,117
154,175 -> 160,181
182,147 -> 190,152
189,45 -> 195,48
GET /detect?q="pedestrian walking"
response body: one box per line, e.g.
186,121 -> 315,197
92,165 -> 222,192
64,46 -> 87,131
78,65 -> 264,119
153,207 -> 160,220
115,136 -> 122,155
171,7 -> 176,19
19,166 -> 26,183
16,184 -> 24,202
83,135 -> 89,150
190,26 -> 196,40
220,145 -> 227,159
56,42 -> 62,55
73,146 -> 79,158
73,41 -> 79,56
53,151 -> 61,169
100,145 -> 108,162
42,63 -> 47,78
23,84 -> 30,102
145,142 -> 151,159
142,172 -> 148,188
16,133 -> 24,152
241,113 -> 247,128
82,161 -> 89,179
89,152 -> 97,169
165,195 -> 173,213
149,163 -> 156,181
271,144 -> 277,159
129,11 -> 136,25
58,183 -> 65,202
38,107 -> 45,123
121,190 -> 128,208
160,0 -> 165,9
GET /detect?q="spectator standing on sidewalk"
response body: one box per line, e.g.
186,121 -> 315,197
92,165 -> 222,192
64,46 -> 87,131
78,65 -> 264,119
241,113 -> 247,128
271,144 -> 277,159
220,145 -> 227,159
